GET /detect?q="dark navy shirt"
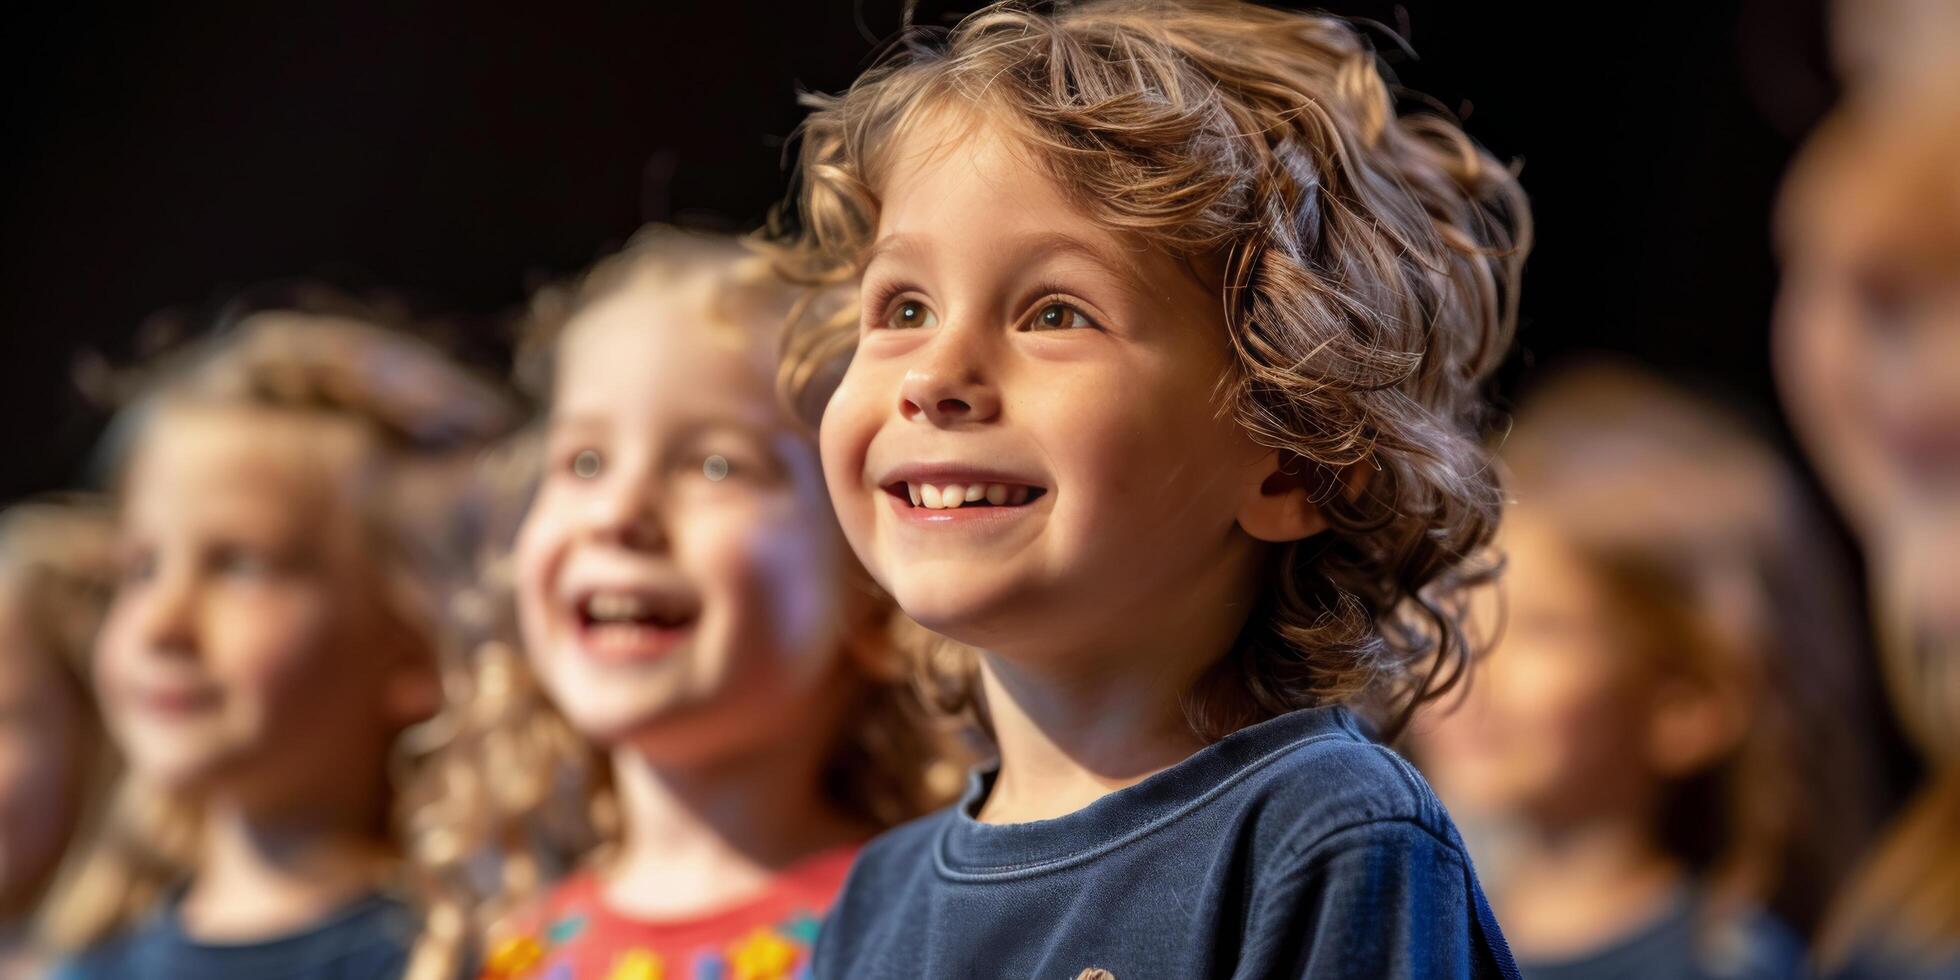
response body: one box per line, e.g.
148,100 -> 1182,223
1517,886 -> 1805,980
51,890 -> 415,980
1830,944 -> 1960,980
814,705 -> 1519,979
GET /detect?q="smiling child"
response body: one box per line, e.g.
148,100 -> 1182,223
770,1 -> 1531,977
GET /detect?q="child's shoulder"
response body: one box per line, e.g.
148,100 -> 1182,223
1232,706 -> 1460,858
833,799 -> 956,893
846,705 -> 1465,880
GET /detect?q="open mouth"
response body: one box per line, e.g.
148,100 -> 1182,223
883,480 -> 1049,510
571,587 -> 699,662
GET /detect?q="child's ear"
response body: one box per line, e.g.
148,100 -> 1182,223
1236,450 -> 1364,543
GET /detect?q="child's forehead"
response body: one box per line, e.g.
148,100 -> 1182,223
560,284 -> 774,393
128,403 -> 366,515
870,102 -> 1168,278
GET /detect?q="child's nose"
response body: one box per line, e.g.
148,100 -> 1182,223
898,340 -> 1001,426
585,472 -> 672,553
135,569 -> 198,658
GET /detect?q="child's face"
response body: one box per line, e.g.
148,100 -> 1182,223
1777,89 -> 1960,641
515,274 -> 855,764
95,407 -> 421,801
1413,513 -> 1656,828
821,110 -> 1270,657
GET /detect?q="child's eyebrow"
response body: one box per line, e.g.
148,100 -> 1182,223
1007,231 -> 1138,284
865,230 -> 1141,287
545,412 -> 608,435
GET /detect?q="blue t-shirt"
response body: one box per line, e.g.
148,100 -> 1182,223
51,890 -> 415,980
814,705 -> 1520,979
1517,886 -> 1805,980
1830,943 -> 1960,980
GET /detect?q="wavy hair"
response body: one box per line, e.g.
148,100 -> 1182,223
769,0 -> 1531,738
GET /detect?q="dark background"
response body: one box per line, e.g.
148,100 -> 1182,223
2,0 -> 1836,501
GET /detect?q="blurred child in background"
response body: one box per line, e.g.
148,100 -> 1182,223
408,226 -> 956,980
42,304 -> 517,979
1777,8 -> 1960,972
1414,363 -> 1888,980
0,500 -> 116,978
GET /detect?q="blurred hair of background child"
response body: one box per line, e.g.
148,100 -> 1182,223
1777,4 -> 1960,972
40,302 -> 519,980
405,226 -> 960,980
0,500 -> 117,979
1413,362 -> 1891,980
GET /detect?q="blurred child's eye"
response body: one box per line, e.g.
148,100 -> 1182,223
1027,301 -> 1095,332
213,547 -> 276,580
120,549 -> 157,585
884,299 -> 938,330
571,448 -> 604,480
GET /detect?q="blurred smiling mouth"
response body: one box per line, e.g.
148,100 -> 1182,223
569,587 -> 698,664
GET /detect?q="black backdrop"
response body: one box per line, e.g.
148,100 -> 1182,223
2,0 -> 1836,500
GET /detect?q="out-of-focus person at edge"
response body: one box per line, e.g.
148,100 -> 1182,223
1775,0 -> 1960,976
1413,363 -> 1890,980
39,303 -> 518,980
0,500 -> 116,979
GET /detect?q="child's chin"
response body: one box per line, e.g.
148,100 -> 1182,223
888,578 -> 1027,647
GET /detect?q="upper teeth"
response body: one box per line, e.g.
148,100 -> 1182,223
587,592 -> 650,622
907,482 -> 1030,509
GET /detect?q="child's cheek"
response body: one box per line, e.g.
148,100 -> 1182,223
90,615 -> 135,736
817,369 -> 883,560
511,491 -> 569,656
205,584 -> 345,729
681,494 -> 844,674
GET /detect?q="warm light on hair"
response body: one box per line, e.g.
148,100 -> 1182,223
769,0 -> 1531,738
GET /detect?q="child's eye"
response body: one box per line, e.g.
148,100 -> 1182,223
569,448 -> 604,480
1026,301 -> 1095,332
120,549 -> 157,585
882,298 -> 938,330
682,450 -> 772,485
213,547 -> 277,581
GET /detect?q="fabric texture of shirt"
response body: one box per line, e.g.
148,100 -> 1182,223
1517,885 -> 1805,980
480,843 -> 858,980
50,890 -> 414,980
813,704 -> 1520,979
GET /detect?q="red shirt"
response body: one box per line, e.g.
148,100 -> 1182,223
480,844 -> 858,980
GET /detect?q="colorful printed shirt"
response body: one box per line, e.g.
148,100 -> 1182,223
481,844 -> 858,980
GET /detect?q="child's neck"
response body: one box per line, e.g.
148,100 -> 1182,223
178,781 -> 392,944
973,539 -> 1263,825
1492,813 -> 1688,962
974,642 -> 1215,825
600,727 -> 873,921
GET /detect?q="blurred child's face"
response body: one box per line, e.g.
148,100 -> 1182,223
1778,86 -> 1960,639
821,108 -> 1268,657
515,273 -> 856,764
0,590 -> 89,913
95,407 -> 422,802
1414,513 -> 1657,827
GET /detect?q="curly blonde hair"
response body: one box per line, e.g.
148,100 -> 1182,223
769,0 -> 1530,738
39,295 -> 520,954
402,227 -> 964,980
